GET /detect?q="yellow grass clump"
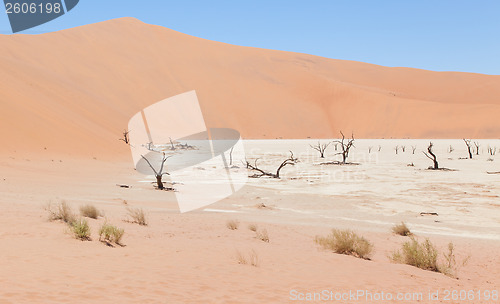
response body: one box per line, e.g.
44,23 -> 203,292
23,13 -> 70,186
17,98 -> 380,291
226,220 -> 239,230
392,222 -> 412,236
315,229 -> 373,260
80,204 -> 100,219
127,207 -> 148,226
47,201 -> 76,224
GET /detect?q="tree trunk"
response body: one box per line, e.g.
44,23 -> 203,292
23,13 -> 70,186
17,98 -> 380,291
156,175 -> 164,190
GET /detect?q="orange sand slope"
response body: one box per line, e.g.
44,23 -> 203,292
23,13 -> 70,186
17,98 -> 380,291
1,17 -> 500,156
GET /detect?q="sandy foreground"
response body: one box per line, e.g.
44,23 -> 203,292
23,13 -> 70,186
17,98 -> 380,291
0,139 -> 499,303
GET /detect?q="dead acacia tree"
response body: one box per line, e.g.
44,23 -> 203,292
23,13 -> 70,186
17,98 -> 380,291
245,151 -> 298,178
310,141 -> 331,158
368,146 -> 373,153
333,131 -> 355,164
119,130 -> 130,144
423,142 -> 439,170
463,139 -> 473,159
411,145 -> 417,154
401,146 -> 406,153
394,145 -> 399,155
141,152 -> 171,190
473,141 -> 480,155
448,145 -> 454,153
488,146 -> 497,156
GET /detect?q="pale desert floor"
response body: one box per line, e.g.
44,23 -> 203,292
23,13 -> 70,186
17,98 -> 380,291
0,139 -> 499,303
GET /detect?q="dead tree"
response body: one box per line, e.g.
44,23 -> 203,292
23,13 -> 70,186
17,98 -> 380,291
448,145 -> 454,153
488,146 -> 497,156
368,146 -> 373,153
168,137 -> 176,150
401,146 -> 406,153
423,142 -> 439,170
246,151 -> 298,178
333,131 -> 355,164
473,141 -> 480,155
411,145 -> 417,154
310,141 -> 330,158
378,145 -> 382,152
463,139 -> 473,159
395,145 -> 399,155
119,130 -> 130,144
141,153 -> 171,190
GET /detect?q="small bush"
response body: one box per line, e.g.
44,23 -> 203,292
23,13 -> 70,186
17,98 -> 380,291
99,223 -> 124,246
80,204 -> 100,219
72,218 -> 91,241
226,220 -> 239,230
391,237 -> 438,271
392,222 -> 412,236
315,229 -> 373,260
127,208 -> 147,226
256,229 -> 269,243
47,201 -> 76,224
248,224 -> 258,232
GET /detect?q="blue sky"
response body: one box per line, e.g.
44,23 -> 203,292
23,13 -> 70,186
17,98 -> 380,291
1,1 -> 499,75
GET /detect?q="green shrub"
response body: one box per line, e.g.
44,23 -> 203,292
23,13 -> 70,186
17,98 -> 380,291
391,237 -> 438,271
99,223 -> 124,246
72,218 -> 91,241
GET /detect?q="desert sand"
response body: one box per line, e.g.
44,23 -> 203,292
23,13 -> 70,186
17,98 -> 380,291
1,139 -> 499,303
1,17 -> 500,157
1,18 -> 499,304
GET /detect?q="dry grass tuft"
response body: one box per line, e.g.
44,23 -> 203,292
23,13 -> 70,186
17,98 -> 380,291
391,237 -> 438,272
392,222 -> 412,236
71,218 -> 91,241
315,229 -> 373,260
235,249 -> 260,267
47,201 -> 76,224
99,223 -> 124,246
248,224 -> 258,232
127,208 -> 148,226
226,220 -> 239,230
79,204 -> 100,219
256,229 -> 270,243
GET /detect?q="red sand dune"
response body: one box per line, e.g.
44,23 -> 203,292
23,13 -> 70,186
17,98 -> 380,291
1,17 -> 499,157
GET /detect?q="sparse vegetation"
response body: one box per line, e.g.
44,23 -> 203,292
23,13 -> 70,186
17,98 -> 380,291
99,223 -> 124,246
47,201 -> 76,224
391,238 -> 440,272
127,207 -> 148,226
248,224 -> 258,232
392,222 -> 412,236
226,220 -> 239,230
71,218 -> 91,241
79,204 -> 100,219
315,229 -> 373,260
256,229 -> 269,242
236,249 -> 259,267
